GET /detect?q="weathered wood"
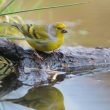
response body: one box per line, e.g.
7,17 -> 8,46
0,39 -> 110,91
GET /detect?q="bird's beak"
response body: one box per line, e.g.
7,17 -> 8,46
61,29 -> 68,33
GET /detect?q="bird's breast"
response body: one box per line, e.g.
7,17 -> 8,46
27,36 -> 64,52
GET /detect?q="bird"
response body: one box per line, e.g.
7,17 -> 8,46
0,22 -> 68,59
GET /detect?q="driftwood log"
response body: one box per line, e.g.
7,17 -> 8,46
0,39 -> 110,96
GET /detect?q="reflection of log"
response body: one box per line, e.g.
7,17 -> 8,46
0,40 -> 110,90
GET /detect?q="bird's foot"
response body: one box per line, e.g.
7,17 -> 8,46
33,51 -> 43,61
23,49 -> 43,61
52,50 -> 64,58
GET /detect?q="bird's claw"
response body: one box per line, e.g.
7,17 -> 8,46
53,50 -> 64,58
33,51 -> 43,61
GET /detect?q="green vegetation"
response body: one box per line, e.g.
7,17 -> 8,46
0,1 -> 88,16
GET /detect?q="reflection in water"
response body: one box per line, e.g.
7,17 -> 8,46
0,101 -> 34,110
11,86 -> 65,110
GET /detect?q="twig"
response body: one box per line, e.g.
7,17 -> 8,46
0,36 -> 35,41
0,2 -> 89,16
0,35 -> 50,43
0,0 -> 16,14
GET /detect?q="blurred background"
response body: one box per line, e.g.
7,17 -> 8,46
0,0 -> 110,47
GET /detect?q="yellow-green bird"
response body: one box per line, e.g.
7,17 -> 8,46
11,22 -> 67,51
1,22 -> 68,59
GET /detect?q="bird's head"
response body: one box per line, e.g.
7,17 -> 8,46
47,22 -> 68,40
54,23 -> 68,34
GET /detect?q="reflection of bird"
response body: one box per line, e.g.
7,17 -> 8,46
10,86 -> 65,110
11,22 -> 67,51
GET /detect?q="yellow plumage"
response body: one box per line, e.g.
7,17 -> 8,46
10,22 -> 68,52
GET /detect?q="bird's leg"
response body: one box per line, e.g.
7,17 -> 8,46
23,49 -> 43,61
52,49 -> 64,58
33,51 -> 43,61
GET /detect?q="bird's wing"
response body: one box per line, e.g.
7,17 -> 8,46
32,25 -> 50,40
20,24 -> 57,44
26,37 -> 53,46
35,31 -> 49,40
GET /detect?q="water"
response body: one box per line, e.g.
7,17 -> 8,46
18,0 -> 110,47
0,71 -> 110,110
55,72 -> 110,110
3,0 -> 109,47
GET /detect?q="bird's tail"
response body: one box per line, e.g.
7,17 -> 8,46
0,22 -> 23,33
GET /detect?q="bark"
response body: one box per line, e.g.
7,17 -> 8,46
0,39 -> 110,95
